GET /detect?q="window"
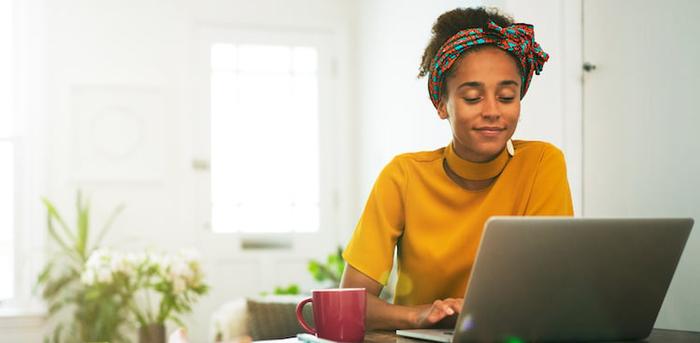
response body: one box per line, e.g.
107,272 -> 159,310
210,43 -> 320,233
0,0 -> 15,301
198,29 -> 337,237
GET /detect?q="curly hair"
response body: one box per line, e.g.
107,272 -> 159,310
418,7 -> 516,80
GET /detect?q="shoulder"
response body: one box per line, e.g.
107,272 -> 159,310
513,140 -> 565,162
377,147 -> 445,181
512,140 -> 567,173
392,147 -> 445,165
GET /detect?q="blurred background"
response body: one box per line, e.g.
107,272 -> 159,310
1,0 -> 699,341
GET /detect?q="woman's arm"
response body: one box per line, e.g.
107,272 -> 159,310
340,264 -> 462,330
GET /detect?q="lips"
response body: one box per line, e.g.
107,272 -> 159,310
473,127 -> 506,137
474,126 -> 506,131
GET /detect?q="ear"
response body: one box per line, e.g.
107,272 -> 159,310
437,99 -> 449,120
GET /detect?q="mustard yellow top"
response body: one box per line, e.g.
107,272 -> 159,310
342,140 -> 574,306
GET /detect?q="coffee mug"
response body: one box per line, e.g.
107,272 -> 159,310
295,288 -> 366,342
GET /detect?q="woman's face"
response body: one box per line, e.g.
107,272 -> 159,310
438,46 -> 521,162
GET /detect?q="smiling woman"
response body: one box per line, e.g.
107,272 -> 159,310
340,6 -> 573,330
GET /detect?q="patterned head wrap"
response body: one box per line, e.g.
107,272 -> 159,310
428,20 -> 549,108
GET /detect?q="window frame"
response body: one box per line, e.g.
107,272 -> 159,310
193,27 -> 341,256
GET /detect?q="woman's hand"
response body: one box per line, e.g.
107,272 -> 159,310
412,298 -> 463,328
341,263 -> 465,330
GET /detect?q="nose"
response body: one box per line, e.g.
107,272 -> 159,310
481,96 -> 500,120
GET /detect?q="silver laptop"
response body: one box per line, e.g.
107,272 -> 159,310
397,217 -> 694,343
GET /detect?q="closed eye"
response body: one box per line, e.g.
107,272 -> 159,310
463,97 -> 481,103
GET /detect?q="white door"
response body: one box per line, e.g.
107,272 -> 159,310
583,0 -> 700,331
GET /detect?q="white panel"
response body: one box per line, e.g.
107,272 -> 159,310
583,0 -> 700,331
0,142 -> 14,300
0,0 -> 13,138
70,85 -> 166,182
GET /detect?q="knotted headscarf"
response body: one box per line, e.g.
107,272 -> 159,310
428,20 -> 549,108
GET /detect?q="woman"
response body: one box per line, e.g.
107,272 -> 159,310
340,7 -> 573,330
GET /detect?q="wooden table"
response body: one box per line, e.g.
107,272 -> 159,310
361,328 -> 700,343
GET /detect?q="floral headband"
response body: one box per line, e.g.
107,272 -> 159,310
428,20 -> 549,108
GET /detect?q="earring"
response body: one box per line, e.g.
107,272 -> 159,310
506,139 -> 515,157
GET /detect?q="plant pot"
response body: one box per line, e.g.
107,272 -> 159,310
138,323 -> 166,343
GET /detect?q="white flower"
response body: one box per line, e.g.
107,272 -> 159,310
170,259 -> 194,282
81,268 -> 96,286
110,252 -> 134,277
86,248 -> 111,269
152,252 -> 171,275
96,266 -> 113,284
126,252 -> 147,266
172,277 -> 187,295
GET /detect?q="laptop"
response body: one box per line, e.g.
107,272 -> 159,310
396,217 -> 694,343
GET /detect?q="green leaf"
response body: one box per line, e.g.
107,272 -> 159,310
93,203 -> 125,250
48,298 -> 71,316
76,191 -> 90,260
42,271 -> 78,300
273,284 -> 301,295
42,197 -> 77,244
45,210 -> 72,255
308,260 -> 323,281
35,260 -> 55,291
170,315 -> 186,328
52,322 -> 64,343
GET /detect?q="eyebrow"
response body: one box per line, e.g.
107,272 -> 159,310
457,80 -> 520,89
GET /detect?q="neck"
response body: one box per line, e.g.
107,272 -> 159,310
443,142 -> 510,181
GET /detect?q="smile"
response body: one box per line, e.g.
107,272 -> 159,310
473,127 -> 506,137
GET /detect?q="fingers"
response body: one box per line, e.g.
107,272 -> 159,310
427,298 -> 462,322
435,298 -> 463,315
415,298 -> 466,328
434,299 -> 455,315
448,298 -> 464,314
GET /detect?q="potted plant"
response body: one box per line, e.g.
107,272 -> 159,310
82,249 -> 209,343
36,191 -> 131,343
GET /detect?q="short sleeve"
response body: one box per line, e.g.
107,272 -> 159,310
342,157 -> 406,285
524,144 -> 574,216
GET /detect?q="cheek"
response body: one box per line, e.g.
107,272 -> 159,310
509,106 -> 521,130
508,101 -> 521,120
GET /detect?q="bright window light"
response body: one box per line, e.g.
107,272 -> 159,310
210,43 -> 320,233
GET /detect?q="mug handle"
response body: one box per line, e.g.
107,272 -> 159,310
296,297 -> 316,334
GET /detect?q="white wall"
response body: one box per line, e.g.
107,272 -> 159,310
582,0 -> 700,331
34,0 -> 355,341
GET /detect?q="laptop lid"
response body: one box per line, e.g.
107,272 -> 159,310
452,217 -> 693,343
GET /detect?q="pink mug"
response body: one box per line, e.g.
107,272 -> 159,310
296,288 -> 366,342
